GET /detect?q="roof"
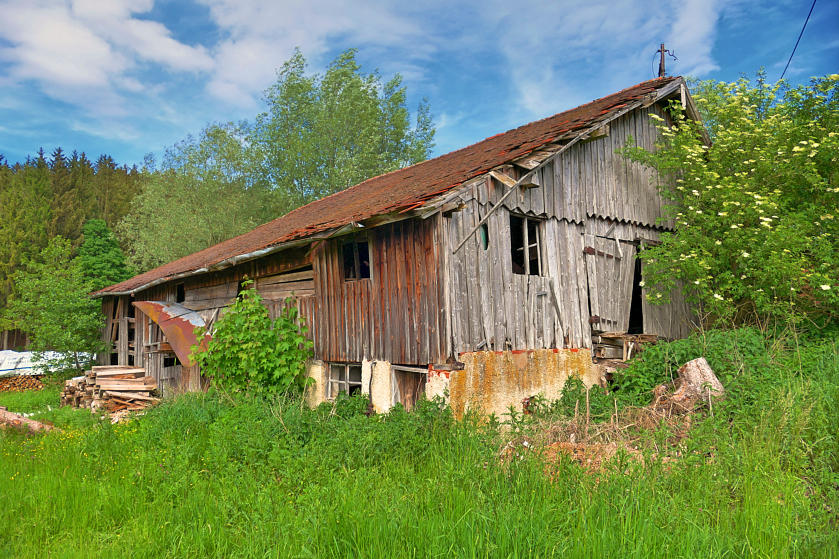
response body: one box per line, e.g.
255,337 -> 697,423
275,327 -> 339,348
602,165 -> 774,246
96,76 -> 681,296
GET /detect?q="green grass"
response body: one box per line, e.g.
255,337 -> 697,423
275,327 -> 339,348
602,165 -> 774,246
1,329 -> 837,558
0,378 -> 100,430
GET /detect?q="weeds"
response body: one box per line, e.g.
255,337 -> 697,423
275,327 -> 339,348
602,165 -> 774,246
0,328 -> 837,557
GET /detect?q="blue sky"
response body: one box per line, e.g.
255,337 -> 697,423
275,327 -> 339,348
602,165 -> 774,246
0,0 -> 836,167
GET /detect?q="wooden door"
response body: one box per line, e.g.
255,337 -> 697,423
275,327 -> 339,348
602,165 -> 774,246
583,234 -> 637,333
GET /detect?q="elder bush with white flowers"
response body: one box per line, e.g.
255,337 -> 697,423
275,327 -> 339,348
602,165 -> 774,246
624,73 -> 838,329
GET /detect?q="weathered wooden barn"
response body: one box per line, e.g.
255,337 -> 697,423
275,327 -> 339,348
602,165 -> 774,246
94,76 -> 699,416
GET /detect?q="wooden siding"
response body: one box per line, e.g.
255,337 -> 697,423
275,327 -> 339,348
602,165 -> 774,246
312,217 -> 447,365
446,104 -> 671,228
447,206 -> 694,353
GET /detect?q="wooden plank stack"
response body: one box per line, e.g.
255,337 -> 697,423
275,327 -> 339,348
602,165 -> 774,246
593,332 -> 659,361
60,365 -> 159,413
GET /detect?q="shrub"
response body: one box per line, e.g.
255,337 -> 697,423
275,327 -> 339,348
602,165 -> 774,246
191,282 -> 313,394
623,73 -> 839,329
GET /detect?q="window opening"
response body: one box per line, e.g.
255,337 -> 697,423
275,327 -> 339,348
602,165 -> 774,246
479,223 -> 489,250
176,283 -> 185,303
627,256 -> 644,334
342,239 -> 371,280
328,363 -> 363,397
392,367 -> 427,411
510,215 -> 542,275
163,356 -> 177,368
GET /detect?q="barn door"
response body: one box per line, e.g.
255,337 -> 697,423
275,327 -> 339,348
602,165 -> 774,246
583,234 -> 637,333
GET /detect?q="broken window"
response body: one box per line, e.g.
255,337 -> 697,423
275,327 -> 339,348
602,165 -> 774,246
342,239 -> 371,280
392,367 -> 427,411
327,363 -> 363,398
510,215 -> 542,276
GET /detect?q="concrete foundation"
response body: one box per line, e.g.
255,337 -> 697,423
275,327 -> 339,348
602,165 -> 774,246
308,348 -> 602,418
428,348 -> 602,419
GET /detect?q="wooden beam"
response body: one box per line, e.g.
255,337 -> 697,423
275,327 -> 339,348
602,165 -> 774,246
488,170 -> 517,188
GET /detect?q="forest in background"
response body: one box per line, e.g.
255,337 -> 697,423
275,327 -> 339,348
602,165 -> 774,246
0,49 -> 435,334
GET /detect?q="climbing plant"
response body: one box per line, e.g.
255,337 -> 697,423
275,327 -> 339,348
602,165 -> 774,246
191,282 -> 313,394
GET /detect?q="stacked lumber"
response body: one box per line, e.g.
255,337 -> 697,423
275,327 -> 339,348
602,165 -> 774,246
0,375 -> 44,392
61,365 -> 159,413
593,332 -> 659,361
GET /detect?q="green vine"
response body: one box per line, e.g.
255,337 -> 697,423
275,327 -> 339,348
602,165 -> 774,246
191,281 -> 313,394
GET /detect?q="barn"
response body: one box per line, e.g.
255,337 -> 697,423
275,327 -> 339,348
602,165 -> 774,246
93,76 -> 699,416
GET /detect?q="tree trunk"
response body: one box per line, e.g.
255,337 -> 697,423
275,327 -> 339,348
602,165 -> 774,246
0,406 -> 57,432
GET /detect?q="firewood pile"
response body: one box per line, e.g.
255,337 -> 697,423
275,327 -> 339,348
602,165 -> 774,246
0,375 -> 44,392
61,365 -> 159,413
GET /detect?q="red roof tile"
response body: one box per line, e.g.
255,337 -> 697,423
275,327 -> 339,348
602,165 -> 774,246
96,76 -> 678,296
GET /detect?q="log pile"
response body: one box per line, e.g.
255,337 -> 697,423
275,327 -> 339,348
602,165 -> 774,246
0,375 -> 44,392
61,365 -> 159,413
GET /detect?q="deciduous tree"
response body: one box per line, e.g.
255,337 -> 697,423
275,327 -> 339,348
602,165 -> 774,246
2,237 -> 103,372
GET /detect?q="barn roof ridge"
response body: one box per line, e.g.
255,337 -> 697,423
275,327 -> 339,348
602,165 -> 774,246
95,76 -> 681,296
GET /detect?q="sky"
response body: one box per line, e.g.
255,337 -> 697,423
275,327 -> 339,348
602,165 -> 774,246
0,0 -> 836,167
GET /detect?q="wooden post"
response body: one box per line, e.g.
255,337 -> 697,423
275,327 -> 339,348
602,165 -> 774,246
658,43 -> 666,77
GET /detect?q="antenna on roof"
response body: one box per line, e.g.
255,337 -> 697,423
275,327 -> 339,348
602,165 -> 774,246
657,43 -> 678,77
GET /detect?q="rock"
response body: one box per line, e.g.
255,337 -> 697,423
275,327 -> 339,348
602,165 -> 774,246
653,357 -> 724,413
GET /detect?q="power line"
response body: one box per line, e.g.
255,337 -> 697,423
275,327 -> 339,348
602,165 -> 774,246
780,0 -> 817,80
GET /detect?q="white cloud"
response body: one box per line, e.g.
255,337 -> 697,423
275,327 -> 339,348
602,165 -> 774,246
666,0 -> 721,76
0,0 -> 212,117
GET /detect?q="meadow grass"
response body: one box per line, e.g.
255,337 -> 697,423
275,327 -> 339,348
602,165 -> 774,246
0,328 -> 837,558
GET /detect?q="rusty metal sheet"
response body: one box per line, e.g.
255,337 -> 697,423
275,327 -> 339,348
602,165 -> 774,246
132,301 -> 210,367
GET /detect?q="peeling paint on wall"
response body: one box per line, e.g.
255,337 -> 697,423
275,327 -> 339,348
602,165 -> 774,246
441,349 -> 602,418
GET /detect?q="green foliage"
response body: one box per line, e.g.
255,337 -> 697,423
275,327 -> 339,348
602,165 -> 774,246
252,48 -> 435,210
623,72 -> 839,328
120,48 -> 435,272
191,283 -> 313,394
118,123 -> 273,271
0,149 -> 141,309
612,327 -> 771,406
76,219 -> 133,290
2,329 -> 837,557
1,237 -> 103,372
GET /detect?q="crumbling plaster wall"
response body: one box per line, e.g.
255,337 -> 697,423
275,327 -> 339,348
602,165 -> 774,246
304,358 -> 394,413
427,348 -> 603,418
308,349 -> 601,417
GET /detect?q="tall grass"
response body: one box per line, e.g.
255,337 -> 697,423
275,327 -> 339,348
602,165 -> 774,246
1,329 -> 837,558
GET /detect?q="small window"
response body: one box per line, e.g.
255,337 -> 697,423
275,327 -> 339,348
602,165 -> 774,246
510,215 -> 542,276
163,356 -> 177,367
176,283 -> 185,303
342,239 -> 371,280
327,363 -> 363,398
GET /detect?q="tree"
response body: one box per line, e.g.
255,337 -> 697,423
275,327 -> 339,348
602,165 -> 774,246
0,149 -> 142,311
118,123 -> 273,271
252,49 -> 434,211
624,73 -> 839,329
191,283 -> 312,394
2,237 -> 103,372
119,48 -> 436,272
76,219 -> 133,290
